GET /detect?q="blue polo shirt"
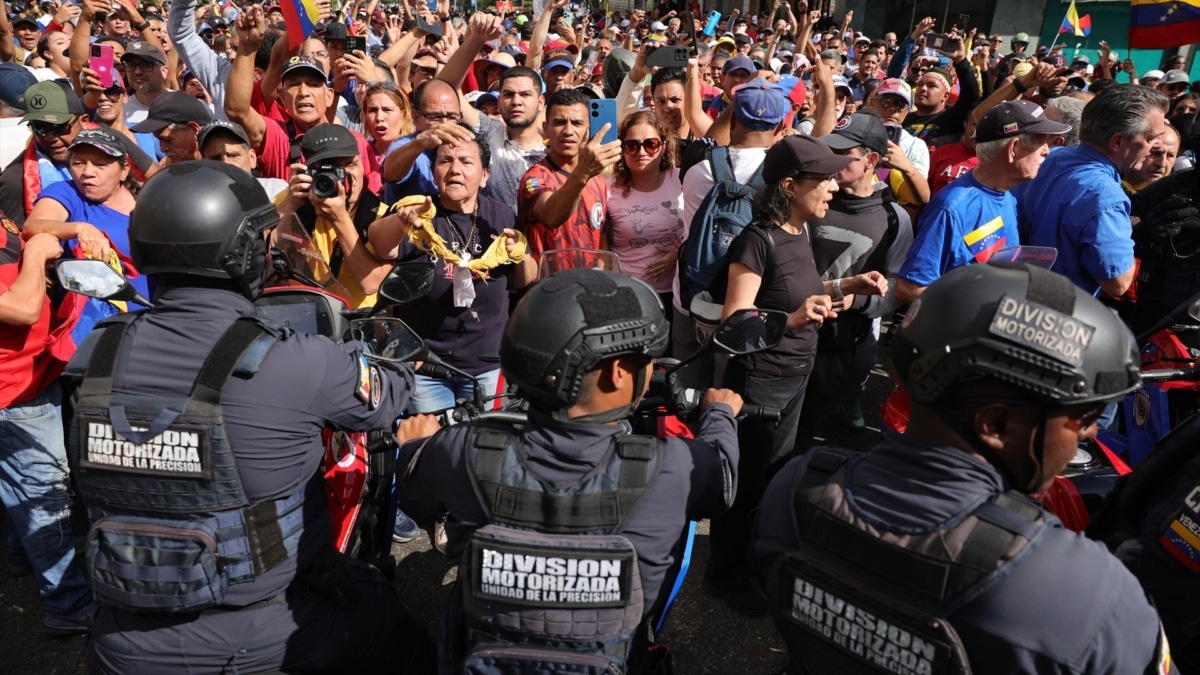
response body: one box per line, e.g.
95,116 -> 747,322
1012,144 -> 1134,295
382,132 -> 437,205
900,172 -> 1020,287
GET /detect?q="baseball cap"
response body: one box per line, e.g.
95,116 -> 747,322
715,35 -> 737,51
723,55 -> 755,75
301,123 -> 358,166
734,33 -> 752,46
68,128 -> 127,158
650,20 -> 667,31
122,41 -> 167,66
281,55 -> 326,82
822,112 -> 889,155
465,90 -> 499,108
875,78 -> 912,106
1012,32 -> 1030,44
543,49 -> 576,72
197,119 -> 252,148
371,9 -> 387,22
1044,54 -> 1065,68
1162,69 -> 1190,86
763,135 -> 855,182
830,75 -> 853,95
776,74 -> 807,106
731,79 -> 788,132
324,22 -> 348,41
543,40 -> 580,55
0,62 -> 38,110
20,79 -> 85,123
1142,69 -> 1165,82
1071,54 -> 1089,66
974,99 -> 1071,143
130,91 -> 213,133
11,15 -> 39,30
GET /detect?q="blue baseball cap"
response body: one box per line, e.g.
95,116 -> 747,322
0,62 -> 37,110
732,79 -> 788,131
723,55 -> 756,75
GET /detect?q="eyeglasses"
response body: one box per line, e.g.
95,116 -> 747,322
411,65 -> 439,77
419,111 -> 463,122
621,138 -> 663,154
30,120 -> 74,136
100,85 -> 126,99
796,172 -> 838,183
124,59 -> 160,73
871,96 -> 907,111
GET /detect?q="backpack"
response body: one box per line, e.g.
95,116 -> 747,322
677,145 -> 765,310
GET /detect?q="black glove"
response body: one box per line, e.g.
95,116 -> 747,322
1143,194 -> 1199,240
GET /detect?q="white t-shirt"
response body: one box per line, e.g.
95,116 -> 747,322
0,118 -> 31,170
606,168 -> 685,293
673,146 -> 769,314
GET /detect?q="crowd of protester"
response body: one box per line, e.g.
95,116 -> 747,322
1,0 -> 1198,636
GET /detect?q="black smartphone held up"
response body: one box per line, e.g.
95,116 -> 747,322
345,35 -> 366,55
884,124 -> 901,144
927,32 -> 961,52
647,46 -> 689,68
417,13 -> 443,36
679,10 -> 698,55
633,0 -> 644,11
956,13 -> 970,30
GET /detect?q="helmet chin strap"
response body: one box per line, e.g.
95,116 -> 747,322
1023,416 -> 1051,494
555,366 -> 650,425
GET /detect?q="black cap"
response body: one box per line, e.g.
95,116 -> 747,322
130,91 -> 213,133
301,123 -> 358,166
324,22 -> 348,41
197,119 -> 251,149
281,55 -> 326,82
762,135 -> 855,182
121,40 -> 167,66
822,112 -> 889,155
69,128 -> 127,158
974,100 -> 1071,143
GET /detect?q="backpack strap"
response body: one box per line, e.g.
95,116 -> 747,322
76,313 -> 141,400
186,317 -> 282,413
286,119 -> 303,165
470,427 -> 660,534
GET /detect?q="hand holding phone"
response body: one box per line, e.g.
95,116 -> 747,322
345,34 -> 365,55
703,10 -> 721,36
90,43 -> 115,89
588,99 -> 618,145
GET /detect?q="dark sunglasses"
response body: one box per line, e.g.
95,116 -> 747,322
622,138 -> 663,154
30,119 -> 73,136
411,65 -> 438,77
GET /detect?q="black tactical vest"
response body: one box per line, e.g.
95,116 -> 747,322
446,425 -> 662,674
68,314 -> 306,613
767,447 -> 1051,675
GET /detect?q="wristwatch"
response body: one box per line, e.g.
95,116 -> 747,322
1011,77 -> 1027,93
831,278 -> 845,300
132,19 -> 152,31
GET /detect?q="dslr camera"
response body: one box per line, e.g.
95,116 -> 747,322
308,164 -> 346,198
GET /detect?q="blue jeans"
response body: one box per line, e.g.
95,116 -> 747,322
0,382 -> 92,616
407,369 -> 501,414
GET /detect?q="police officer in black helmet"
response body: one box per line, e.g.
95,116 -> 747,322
64,161 -> 436,674
395,269 -> 743,672
753,262 -> 1177,674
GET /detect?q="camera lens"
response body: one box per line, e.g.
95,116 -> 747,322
312,173 -> 337,198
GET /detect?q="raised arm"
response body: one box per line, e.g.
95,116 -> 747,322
225,6 -> 269,151
528,0 -> 569,72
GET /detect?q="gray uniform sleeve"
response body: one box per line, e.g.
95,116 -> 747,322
168,0 -> 231,120
683,403 -> 740,518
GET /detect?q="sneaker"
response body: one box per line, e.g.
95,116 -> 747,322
702,574 -> 767,618
838,399 -> 867,433
44,602 -> 95,636
393,509 -> 420,543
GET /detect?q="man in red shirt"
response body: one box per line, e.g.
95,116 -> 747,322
517,88 -> 621,260
927,114 -> 980,196
0,212 -> 94,635
224,6 -> 378,190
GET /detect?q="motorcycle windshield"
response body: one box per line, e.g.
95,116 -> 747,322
537,248 -> 623,279
988,246 -> 1058,270
271,212 -> 353,300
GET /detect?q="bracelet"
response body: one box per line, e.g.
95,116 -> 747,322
132,19 -> 151,31
1011,77 -> 1027,93
831,278 -> 844,300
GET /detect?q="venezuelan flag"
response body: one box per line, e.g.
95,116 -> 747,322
1058,0 -> 1090,36
281,0 -> 321,49
1130,0 -> 1200,48
963,217 -> 1008,263
1160,517 -> 1200,573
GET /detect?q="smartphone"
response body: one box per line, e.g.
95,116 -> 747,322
956,13 -> 970,30
584,48 -> 599,70
679,10 -> 698,55
647,46 -> 689,68
588,99 -> 618,145
632,0 -> 644,10
417,13 -> 443,36
345,35 -> 365,54
926,32 -> 961,52
884,124 -> 901,144
90,43 -> 115,89
703,10 -> 721,36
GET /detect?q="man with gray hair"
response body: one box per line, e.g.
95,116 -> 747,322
1044,96 -> 1086,147
897,100 -> 1070,302
1015,85 -> 1171,297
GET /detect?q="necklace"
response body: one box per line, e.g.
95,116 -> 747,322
442,204 -> 482,256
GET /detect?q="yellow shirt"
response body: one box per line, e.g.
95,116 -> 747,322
272,194 -> 385,309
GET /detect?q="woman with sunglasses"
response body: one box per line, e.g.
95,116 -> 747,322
79,67 -> 161,165
605,111 -> 684,316
705,136 -> 887,613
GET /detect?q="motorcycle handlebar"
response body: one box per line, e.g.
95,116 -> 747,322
741,404 -> 782,422
417,362 -> 458,381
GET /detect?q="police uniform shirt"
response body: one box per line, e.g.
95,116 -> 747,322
397,406 -> 740,618
68,286 -> 415,606
752,433 -> 1169,674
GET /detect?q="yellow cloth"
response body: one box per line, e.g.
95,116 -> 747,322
272,193 -> 378,309
389,195 -> 527,278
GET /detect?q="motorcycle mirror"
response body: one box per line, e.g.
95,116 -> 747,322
711,308 -> 788,355
989,246 -> 1058,270
379,260 -> 437,305
55,259 -> 152,307
349,318 -> 425,362
1174,291 -> 1200,324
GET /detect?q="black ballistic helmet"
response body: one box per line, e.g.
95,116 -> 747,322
890,262 -> 1141,406
501,269 -> 670,411
128,160 -> 279,299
